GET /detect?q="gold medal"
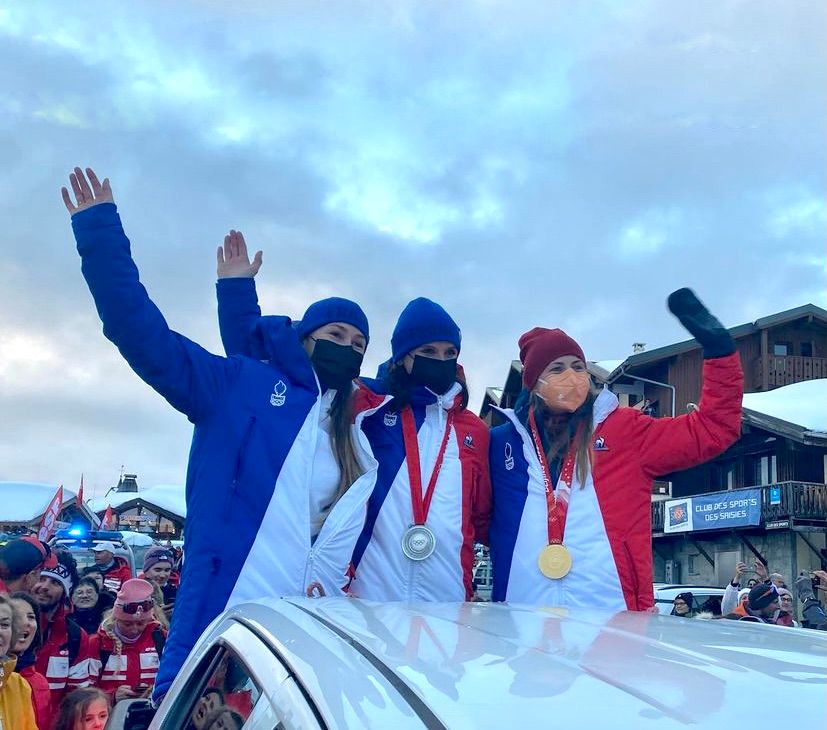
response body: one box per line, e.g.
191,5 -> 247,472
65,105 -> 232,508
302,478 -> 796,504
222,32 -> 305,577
538,543 -> 572,579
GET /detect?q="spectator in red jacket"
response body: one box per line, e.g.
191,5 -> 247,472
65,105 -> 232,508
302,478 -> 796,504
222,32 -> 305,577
0,538 -> 51,595
10,592 -> 51,730
91,579 -> 166,703
32,552 -> 97,718
91,544 -> 131,594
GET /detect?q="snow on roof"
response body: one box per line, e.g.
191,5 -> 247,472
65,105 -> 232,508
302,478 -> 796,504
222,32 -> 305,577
742,379 -> 827,434
88,483 -> 186,519
0,481 -> 79,523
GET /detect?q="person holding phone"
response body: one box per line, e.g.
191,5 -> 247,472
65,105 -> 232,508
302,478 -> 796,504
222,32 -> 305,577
90,579 -> 167,702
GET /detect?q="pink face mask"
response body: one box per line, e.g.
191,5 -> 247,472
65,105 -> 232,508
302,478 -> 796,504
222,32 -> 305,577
536,370 -> 591,413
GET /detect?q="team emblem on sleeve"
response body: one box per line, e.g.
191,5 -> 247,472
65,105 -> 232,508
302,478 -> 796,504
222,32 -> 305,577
463,433 -> 474,449
593,436 -> 608,451
384,411 -> 398,427
270,380 -> 287,406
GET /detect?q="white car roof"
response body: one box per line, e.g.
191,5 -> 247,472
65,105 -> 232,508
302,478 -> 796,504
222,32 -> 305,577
228,598 -> 825,728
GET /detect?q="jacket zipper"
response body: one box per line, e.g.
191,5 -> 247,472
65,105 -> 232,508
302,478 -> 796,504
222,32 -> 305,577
302,392 -> 324,590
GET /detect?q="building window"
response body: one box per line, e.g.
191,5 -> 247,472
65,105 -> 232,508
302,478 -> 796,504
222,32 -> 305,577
773,343 -> 790,356
688,555 -> 698,576
757,454 -> 777,485
801,342 -> 814,357
714,461 -> 736,491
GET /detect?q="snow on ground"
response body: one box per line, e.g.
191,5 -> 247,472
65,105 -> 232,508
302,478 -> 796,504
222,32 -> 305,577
742,379 -> 827,434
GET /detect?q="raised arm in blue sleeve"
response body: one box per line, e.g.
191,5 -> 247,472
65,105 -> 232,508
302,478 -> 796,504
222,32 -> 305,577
73,203 -> 237,421
216,277 -> 262,357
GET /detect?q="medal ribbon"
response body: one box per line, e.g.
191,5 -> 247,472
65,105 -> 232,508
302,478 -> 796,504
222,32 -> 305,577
401,407 -> 455,525
527,406 -> 580,545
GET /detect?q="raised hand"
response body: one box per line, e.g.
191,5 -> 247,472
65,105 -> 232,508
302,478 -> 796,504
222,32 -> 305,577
61,167 -> 113,215
667,288 -> 735,358
733,561 -> 746,583
754,560 -> 768,580
216,229 -> 263,279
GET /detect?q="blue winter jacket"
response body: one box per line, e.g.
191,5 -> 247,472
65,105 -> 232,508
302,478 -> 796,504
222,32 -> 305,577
73,204 -> 380,701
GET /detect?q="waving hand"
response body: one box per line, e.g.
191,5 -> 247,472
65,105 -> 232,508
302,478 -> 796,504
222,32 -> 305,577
217,230 -> 263,279
61,167 -> 113,214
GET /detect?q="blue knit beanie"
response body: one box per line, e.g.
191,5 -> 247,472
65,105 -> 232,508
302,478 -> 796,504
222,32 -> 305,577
295,297 -> 370,343
391,297 -> 461,362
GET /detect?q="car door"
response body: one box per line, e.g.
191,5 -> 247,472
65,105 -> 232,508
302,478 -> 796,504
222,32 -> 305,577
153,621 -> 322,730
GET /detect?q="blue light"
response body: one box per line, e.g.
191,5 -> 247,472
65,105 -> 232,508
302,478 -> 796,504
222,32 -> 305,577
68,527 -> 85,537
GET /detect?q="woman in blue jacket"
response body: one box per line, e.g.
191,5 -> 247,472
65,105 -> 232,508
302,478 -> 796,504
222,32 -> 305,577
61,167 -> 384,703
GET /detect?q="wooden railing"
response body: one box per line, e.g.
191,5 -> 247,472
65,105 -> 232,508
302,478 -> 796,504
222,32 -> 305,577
651,481 -> 827,533
754,355 -> 827,388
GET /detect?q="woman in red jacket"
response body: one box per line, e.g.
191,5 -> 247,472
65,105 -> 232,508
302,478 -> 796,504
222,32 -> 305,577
91,579 -> 166,703
488,289 -> 744,610
10,593 -> 50,729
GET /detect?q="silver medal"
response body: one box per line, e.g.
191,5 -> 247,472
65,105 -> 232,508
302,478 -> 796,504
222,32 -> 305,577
402,524 -> 437,561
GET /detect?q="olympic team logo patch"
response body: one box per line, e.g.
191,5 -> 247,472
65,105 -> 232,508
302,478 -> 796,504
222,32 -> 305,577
463,434 -> 475,449
383,411 -> 398,427
504,442 -> 514,471
593,436 -> 608,451
270,380 -> 287,407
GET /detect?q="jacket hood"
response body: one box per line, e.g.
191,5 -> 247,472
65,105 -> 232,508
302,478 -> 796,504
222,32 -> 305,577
249,316 -> 318,389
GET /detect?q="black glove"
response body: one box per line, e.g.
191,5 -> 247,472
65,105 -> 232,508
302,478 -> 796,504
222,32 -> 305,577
667,288 -> 735,358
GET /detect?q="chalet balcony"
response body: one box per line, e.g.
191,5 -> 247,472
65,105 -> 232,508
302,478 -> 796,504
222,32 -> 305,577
754,355 -> 827,389
651,481 -> 827,534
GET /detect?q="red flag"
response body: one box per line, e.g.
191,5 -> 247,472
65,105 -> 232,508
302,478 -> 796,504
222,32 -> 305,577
38,485 -> 64,541
101,505 -> 114,530
76,474 -> 84,508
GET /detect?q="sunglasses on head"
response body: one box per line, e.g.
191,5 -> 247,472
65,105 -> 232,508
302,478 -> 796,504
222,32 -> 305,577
118,599 -> 154,615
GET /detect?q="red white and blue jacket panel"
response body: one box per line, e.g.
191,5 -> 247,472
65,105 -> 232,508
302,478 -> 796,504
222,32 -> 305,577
489,352 -> 743,610
348,384 -> 491,602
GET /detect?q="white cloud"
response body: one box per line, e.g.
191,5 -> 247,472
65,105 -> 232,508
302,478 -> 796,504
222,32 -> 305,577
769,196 -> 826,238
617,207 -> 683,257
0,0 -> 824,489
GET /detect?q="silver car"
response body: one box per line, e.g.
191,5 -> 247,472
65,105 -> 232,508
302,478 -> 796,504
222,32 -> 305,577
111,598 -> 826,729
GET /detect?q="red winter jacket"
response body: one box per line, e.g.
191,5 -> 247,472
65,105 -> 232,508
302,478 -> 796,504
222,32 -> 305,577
490,352 -> 743,610
18,664 -> 51,730
35,604 -> 97,719
591,352 -> 744,610
102,559 -> 133,593
91,622 -> 166,700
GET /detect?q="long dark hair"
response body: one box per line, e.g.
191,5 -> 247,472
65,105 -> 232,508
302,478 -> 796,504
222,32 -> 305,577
516,388 -> 596,487
52,687 -> 110,730
385,361 -> 469,412
329,389 -> 364,502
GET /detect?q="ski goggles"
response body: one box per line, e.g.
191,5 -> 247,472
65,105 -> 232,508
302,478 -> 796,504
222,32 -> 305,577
116,599 -> 154,615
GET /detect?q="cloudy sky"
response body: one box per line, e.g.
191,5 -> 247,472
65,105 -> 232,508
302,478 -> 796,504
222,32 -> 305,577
0,0 -> 824,500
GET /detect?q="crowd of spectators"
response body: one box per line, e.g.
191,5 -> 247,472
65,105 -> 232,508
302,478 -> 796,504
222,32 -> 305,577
669,559 -> 827,630
0,536 -> 180,729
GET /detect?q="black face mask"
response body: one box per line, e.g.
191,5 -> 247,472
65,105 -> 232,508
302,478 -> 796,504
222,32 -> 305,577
310,338 -> 364,391
409,355 -> 458,395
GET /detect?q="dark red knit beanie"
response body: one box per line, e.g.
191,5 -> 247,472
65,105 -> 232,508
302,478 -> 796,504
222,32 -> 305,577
518,327 -> 586,389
